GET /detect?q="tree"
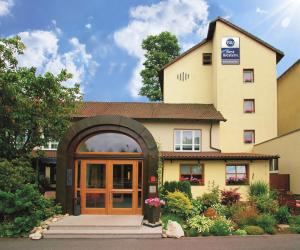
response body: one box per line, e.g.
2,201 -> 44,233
0,36 -> 82,160
139,32 -> 180,101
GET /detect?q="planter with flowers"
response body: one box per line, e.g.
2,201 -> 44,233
226,177 -> 248,185
145,197 -> 165,225
180,176 -> 204,186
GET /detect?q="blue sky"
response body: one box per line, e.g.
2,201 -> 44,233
1,0 -> 299,102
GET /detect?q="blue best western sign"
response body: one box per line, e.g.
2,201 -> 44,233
221,37 -> 240,65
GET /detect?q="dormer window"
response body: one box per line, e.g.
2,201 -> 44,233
174,130 -> 201,151
203,53 -> 212,65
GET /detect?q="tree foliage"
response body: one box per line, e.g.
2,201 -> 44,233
0,36 -> 82,160
139,32 -> 180,101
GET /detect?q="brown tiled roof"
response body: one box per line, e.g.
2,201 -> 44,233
161,151 -> 279,160
74,102 -> 226,121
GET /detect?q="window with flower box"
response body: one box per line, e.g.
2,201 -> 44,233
243,69 -> 254,83
244,130 -> 255,144
180,164 -> 204,185
174,130 -> 201,151
244,99 -> 255,113
226,164 -> 248,185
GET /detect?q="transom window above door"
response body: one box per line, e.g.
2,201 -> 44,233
77,133 -> 142,153
174,130 -> 201,151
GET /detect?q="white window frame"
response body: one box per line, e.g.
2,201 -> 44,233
174,129 -> 201,152
269,159 -> 279,173
42,141 -> 59,150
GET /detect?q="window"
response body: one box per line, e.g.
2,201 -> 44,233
244,99 -> 255,113
243,69 -> 254,83
226,165 -> 248,185
174,130 -> 201,151
42,141 -> 59,150
269,159 -> 279,172
180,164 -> 204,185
77,133 -> 142,153
203,53 -> 212,65
244,130 -> 255,144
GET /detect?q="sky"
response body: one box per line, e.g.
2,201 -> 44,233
0,0 -> 299,102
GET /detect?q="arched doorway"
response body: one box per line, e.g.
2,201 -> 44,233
56,115 -> 158,216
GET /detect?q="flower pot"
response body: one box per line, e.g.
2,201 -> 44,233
147,206 -> 161,224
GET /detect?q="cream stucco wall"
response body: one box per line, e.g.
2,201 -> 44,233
278,62 -> 300,135
212,22 -> 278,152
163,41 -> 213,104
163,160 -> 269,200
254,129 -> 300,194
163,20 -> 278,153
140,120 -> 219,152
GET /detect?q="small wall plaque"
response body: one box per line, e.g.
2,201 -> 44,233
149,185 -> 157,194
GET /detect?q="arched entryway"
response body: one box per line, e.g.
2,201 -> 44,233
56,115 -> 158,216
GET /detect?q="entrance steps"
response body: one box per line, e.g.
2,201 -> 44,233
43,215 -> 162,239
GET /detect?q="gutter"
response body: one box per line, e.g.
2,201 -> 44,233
209,121 -> 221,152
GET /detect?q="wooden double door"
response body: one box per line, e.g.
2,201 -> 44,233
75,160 -> 143,215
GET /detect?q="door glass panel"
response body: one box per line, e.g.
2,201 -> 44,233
77,160 -> 81,189
86,164 -> 106,188
86,193 -> 105,208
138,191 -> 142,208
138,161 -> 143,189
112,193 -> 132,208
113,164 -> 133,189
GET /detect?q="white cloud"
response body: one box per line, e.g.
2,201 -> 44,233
256,7 -> 268,14
0,0 -> 14,16
85,23 -> 92,29
51,19 -> 63,36
281,17 -> 290,28
114,0 -> 209,97
17,29 -> 99,89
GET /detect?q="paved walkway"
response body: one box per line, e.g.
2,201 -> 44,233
1,235 -> 300,250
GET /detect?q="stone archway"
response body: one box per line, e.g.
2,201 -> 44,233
56,115 -> 158,215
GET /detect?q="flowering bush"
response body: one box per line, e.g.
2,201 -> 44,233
204,207 -> 217,219
226,176 -> 247,185
221,188 -> 241,205
145,197 -> 165,208
187,215 -> 213,234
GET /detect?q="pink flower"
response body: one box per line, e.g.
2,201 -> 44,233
145,197 -> 165,207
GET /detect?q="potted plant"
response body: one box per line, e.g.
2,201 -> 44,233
145,197 -> 165,224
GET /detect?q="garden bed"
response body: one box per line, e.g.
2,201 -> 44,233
160,181 -> 300,238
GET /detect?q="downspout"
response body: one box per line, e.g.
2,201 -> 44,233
209,121 -> 221,152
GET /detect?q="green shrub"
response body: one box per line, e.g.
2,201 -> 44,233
191,199 -> 205,216
185,228 -> 199,237
0,158 -> 35,193
211,203 -> 228,217
161,213 -> 185,230
275,206 -> 290,224
244,225 -> 264,235
255,214 -> 277,234
290,225 -> 300,234
197,185 -> 219,209
249,181 -> 268,197
254,195 -> 279,214
161,181 -> 192,199
288,216 -> 300,225
165,191 -> 192,218
187,215 -> 213,235
0,184 -> 61,237
210,216 -> 234,236
233,229 -> 247,236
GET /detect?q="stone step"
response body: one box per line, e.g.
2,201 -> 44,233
43,226 -> 162,239
49,224 -> 142,230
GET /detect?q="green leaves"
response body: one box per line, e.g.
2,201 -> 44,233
139,32 -> 180,101
0,36 -> 82,159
